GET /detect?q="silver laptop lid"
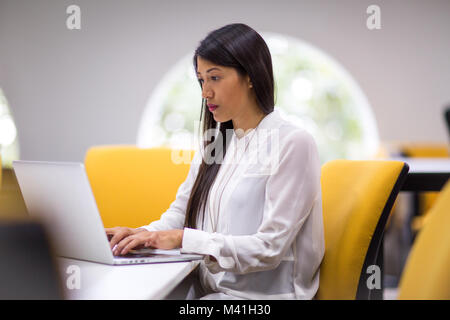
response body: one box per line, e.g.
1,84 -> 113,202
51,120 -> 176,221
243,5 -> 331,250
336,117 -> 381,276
13,161 -> 114,264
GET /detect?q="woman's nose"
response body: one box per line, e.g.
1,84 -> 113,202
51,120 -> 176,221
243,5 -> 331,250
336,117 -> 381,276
202,85 -> 213,99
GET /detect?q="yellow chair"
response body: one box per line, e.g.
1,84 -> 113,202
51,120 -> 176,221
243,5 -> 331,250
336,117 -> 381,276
84,146 -> 195,228
397,179 -> 450,299
316,160 -> 409,300
401,143 -> 449,158
0,164 -> 28,220
400,143 -> 449,232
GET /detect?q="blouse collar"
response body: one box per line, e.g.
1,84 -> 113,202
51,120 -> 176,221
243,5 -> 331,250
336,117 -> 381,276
233,108 -> 281,139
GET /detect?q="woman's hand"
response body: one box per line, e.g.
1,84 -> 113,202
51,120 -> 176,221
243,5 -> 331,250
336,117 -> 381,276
113,229 -> 184,256
105,227 -> 146,251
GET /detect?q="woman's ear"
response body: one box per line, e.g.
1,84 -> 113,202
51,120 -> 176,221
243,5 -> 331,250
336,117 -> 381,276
246,75 -> 253,88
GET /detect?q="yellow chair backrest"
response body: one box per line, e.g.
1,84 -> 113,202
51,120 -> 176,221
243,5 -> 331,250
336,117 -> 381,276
84,146 -> 195,228
317,160 -> 409,300
397,180 -> 450,299
400,142 -> 449,229
401,143 -> 449,158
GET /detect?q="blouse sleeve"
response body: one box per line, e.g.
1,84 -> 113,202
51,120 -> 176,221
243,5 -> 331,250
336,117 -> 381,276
138,150 -> 202,232
180,129 -> 322,274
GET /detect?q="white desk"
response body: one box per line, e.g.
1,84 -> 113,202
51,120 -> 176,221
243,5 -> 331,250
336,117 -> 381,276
390,157 -> 450,191
394,157 -> 450,173
57,257 -> 199,300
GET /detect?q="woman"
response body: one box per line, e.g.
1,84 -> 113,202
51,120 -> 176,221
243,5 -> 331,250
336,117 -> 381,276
106,23 -> 324,300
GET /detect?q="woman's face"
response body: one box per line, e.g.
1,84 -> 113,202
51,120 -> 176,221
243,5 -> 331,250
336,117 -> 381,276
196,56 -> 256,123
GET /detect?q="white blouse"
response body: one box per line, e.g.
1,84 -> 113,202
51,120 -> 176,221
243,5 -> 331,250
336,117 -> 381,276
140,109 -> 325,300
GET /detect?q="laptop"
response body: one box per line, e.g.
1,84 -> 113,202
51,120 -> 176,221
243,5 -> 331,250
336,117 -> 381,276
12,160 -> 203,265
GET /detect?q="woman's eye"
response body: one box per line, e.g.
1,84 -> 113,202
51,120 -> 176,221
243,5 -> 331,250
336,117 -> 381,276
197,77 -> 219,85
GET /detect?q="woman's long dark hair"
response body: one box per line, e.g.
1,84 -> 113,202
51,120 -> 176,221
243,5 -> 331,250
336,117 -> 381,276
184,23 -> 275,229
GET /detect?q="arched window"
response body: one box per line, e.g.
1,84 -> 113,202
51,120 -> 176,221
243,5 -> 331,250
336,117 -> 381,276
0,89 -> 19,167
137,33 -> 379,164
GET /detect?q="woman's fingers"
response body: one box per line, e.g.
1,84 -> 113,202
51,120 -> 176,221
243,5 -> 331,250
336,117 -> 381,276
110,230 -> 183,255
116,232 -> 157,255
114,235 -> 135,255
105,227 -> 134,249
120,238 -> 144,255
114,232 -> 151,255
104,228 -> 115,234
109,229 -> 129,250
105,228 -> 115,242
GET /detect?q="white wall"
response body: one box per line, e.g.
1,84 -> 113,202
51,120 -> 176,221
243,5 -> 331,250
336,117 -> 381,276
1,0 -> 449,161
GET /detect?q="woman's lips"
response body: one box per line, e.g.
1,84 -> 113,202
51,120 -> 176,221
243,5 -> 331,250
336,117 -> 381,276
208,104 -> 219,112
